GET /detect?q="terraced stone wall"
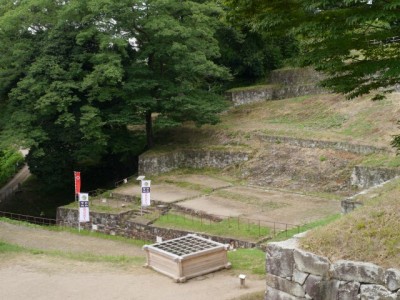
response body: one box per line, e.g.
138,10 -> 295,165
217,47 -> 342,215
138,149 -> 250,175
350,166 -> 400,189
265,234 -> 400,299
226,67 -> 326,106
258,135 -> 388,156
56,207 -> 256,249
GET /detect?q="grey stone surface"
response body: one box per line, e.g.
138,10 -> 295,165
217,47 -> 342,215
293,248 -> 330,277
385,268 -> 400,292
228,68 -> 327,107
338,281 -> 361,300
331,260 -> 385,284
265,286 -> 305,300
266,274 -> 305,298
350,166 -> 400,189
258,135 -> 387,155
293,269 -> 309,285
304,275 -> 322,299
266,240 -> 297,278
360,284 -> 398,300
139,150 -> 250,175
341,199 -> 364,214
304,275 -> 340,300
268,67 -> 325,85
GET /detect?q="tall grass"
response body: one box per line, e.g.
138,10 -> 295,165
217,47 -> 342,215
154,213 -> 270,241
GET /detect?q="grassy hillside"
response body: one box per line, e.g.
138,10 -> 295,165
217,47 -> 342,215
151,90 -> 400,267
155,92 -> 400,152
150,92 -> 400,196
300,177 -> 400,269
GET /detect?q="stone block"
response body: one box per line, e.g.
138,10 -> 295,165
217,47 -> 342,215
265,286 -> 305,300
293,248 -> 330,277
293,269 -> 309,285
360,284 -> 397,300
385,268 -> 400,292
266,240 -> 297,278
304,275 -> 322,299
338,281 -> 361,300
331,260 -> 384,284
304,275 -> 340,300
266,274 -> 305,298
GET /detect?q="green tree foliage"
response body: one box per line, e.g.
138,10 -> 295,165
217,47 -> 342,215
0,0 -> 230,189
121,0 -> 231,147
225,0 -> 400,100
218,1 -> 299,85
0,148 -> 24,186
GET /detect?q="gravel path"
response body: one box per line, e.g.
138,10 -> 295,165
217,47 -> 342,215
0,221 -> 265,300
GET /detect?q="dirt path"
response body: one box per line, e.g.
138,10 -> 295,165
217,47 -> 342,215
0,222 -> 265,300
0,222 -> 143,257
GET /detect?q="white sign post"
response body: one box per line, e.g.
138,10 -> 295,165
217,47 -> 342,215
141,180 -> 151,215
78,193 -> 90,232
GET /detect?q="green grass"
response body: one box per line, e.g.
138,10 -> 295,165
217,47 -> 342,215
227,84 -> 278,93
0,240 -> 26,253
300,179 -> 400,268
360,153 -> 400,168
62,200 -> 139,214
153,213 -> 270,241
271,213 -> 341,242
0,217 -> 149,247
267,111 -> 347,130
162,179 -> 214,194
0,240 -> 145,265
228,248 -> 265,275
157,167 -> 241,185
214,190 -> 288,210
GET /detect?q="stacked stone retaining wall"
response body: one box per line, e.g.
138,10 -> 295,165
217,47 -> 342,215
138,149 -> 250,175
350,166 -> 400,189
56,207 -> 256,249
226,68 -> 327,106
265,234 -> 400,299
259,135 -> 389,156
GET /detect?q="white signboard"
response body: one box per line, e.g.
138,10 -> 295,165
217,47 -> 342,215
141,180 -> 151,207
79,193 -> 90,222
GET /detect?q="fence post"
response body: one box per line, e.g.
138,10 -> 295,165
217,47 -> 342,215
285,224 -> 288,237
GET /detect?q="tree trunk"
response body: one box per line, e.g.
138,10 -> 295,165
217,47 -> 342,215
145,111 -> 154,149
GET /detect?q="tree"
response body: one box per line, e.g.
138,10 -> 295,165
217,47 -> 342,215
224,0 -> 400,100
121,0 -> 231,147
0,0 -> 230,189
217,1 -> 299,86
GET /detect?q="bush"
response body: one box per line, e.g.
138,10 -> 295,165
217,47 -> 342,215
0,148 -> 24,186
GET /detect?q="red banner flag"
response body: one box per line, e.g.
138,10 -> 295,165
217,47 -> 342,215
74,171 -> 81,195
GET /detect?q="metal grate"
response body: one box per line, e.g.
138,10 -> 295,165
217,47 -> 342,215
152,235 -> 219,256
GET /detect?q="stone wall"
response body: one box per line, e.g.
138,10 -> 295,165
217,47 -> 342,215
268,67 -> 326,86
226,68 -> 327,106
350,166 -> 400,189
259,135 -> 389,155
265,234 -> 400,299
138,149 -> 250,175
56,207 -> 256,249
342,175 -> 400,214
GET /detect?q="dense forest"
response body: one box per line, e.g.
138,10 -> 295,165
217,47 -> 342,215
0,0 -> 399,192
